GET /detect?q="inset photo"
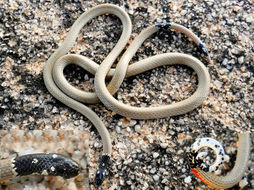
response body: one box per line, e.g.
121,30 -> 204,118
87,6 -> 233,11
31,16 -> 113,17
0,130 -> 89,190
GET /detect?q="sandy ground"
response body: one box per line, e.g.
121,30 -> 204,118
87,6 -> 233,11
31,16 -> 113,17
0,0 -> 253,189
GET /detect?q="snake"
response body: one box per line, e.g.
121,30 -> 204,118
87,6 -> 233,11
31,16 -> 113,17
0,153 -> 80,181
188,132 -> 251,189
43,4 -> 211,185
2,3 -> 248,188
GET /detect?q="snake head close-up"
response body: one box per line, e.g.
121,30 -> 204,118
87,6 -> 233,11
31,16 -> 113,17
187,151 -> 210,172
95,167 -> 107,186
187,151 -> 199,169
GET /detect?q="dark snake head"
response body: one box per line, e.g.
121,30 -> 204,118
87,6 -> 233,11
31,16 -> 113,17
187,151 -> 198,168
187,151 -> 209,172
95,167 -> 106,186
94,155 -> 110,186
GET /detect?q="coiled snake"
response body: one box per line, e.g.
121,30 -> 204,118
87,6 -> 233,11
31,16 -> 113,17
0,4 -> 250,188
189,132 -> 250,189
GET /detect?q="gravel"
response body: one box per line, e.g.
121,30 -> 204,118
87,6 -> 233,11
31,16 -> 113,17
0,0 -> 253,189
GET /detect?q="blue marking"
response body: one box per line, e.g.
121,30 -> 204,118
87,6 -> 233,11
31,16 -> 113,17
155,23 -> 171,29
199,43 -> 209,58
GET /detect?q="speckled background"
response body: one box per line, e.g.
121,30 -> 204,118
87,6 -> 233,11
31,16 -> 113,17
0,0 -> 253,189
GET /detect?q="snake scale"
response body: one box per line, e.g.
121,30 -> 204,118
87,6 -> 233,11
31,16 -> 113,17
0,4 -> 250,189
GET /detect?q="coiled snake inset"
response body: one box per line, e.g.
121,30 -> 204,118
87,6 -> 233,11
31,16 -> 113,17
189,132 -> 250,189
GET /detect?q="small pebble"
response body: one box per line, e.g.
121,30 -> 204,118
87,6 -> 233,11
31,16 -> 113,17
238,56 -> 244,64
222,58 -> 228,65
180,10 -> 187,16
153,152 -> 160,158
153,174 -> 160,181
135,125 -> 141,132
129,120 -> 137,127
150,168 -> 157,174
184,176 -> 192,184
160,143 -> 168,149
239,178 -> 248,188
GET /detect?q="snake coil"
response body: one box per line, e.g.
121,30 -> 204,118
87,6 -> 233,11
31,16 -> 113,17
188,132 -> 250,189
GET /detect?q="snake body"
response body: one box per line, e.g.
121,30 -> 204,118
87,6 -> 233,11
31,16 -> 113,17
0,154 -> 80,181
44,4 -> 211,185
189,132 -> 251,189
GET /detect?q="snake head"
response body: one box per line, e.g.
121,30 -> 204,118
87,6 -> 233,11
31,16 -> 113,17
95,167 -> 106,186
188,151 -> 210,172
187,151 -> 198,168
94,155 -> 110,186
187,151 -> 206,169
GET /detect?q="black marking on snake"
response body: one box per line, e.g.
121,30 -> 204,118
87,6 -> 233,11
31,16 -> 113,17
198,43 -> 209,58
155,23 -> 171,29
94,154 -> 110,186
13,153 -> 80,179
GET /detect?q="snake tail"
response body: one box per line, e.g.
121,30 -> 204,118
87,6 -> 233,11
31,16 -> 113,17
189,132 -> 250,189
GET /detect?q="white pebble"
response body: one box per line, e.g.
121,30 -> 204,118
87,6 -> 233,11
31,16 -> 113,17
238,56 -> 244,64
222,58 -> 228,65
150,168 -> 156,174
84,74 -> 89,80
156,18 -> 162,23
181,10 -> 187,16
153,174 -> 159,181
129,10 -> 134,15
160,143 -> 168,149
116,142 -> 126,149
214,80 -> 223,88
178,119 -> 185,125
184,176 -> 192,184
239,178 -> 248,188
52,106 -> 58,113
116,126 -> 121,133
135,125 -> 141,132
153,152 -> 159,158
129,120 -> 137,127
246,17 -> 253,23
94,142 -> 100,148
